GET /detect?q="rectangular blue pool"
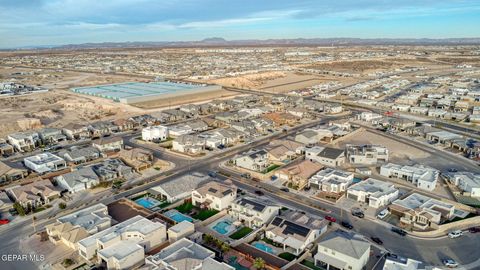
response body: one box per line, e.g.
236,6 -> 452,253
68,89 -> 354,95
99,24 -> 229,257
252,242 -> 276,254
164,210 -> 194,223
135,197 -> 161,209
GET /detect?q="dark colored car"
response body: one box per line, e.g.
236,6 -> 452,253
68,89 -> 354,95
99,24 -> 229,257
254,190 -> 264,196
391,227 -> 407,236
325,215 -> 337,223
280,187 -> 289,192
341,221 -> 353,229
469,227 -> 480,233
371,237 -> 383,245
351,209 -> 365,218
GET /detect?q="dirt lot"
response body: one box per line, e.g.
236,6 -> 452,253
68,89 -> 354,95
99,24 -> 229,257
333,130 -> 430,162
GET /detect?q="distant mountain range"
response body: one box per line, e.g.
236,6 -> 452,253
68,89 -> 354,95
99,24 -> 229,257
8,37 -> 480,50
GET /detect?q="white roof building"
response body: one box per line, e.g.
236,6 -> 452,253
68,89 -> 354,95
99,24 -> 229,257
78,215 -> 166,269
447,172 -> 480,198
380,163 -> 439,192
149,172 -> 210,203
24,152 -> 67,174
347,178 -> 399,208
309,168 -> 354,193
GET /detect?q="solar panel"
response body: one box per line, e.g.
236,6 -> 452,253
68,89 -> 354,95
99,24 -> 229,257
282,220 -> 310,237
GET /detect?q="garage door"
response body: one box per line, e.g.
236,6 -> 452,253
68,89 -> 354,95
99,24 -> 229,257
347,192 -> 358,201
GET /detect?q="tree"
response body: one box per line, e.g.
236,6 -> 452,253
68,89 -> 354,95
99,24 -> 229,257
13,202 -> 25,216
254,257 -> 266,270
220,243 -> 230,254
59,202 -> 67,209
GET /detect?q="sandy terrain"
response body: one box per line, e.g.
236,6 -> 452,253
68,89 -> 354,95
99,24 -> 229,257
206,71 -> 286,89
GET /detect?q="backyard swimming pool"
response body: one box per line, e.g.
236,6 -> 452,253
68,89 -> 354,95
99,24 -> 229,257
253,242 -> 276,254
164,210 -> 194,223
212,220 -> 233,235
135,197 -> 161,209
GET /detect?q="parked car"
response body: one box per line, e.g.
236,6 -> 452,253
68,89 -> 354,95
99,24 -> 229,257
468,227 -> 480,233
351,208 -> 365,218
254,190 -> 264,196
241,173 -> 251,179
325,215 -> 336,223
377,209 -> 389,219
0,219 -> 9,225
280,187 -> 289,192
442,258 -> 458,268
391,227 -> 407,236
370,236 -> 383,245
341,221 -> 353,230
447,168 -> 458,173
448,230 -> 463,239
208,171 -> 218,178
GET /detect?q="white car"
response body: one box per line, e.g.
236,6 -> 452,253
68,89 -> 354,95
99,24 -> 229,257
377,209 -> 389,219
448,230 -> 463,239
442,258 -> 458,268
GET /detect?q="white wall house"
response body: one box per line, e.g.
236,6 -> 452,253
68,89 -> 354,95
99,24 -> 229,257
77,215 -> 166,270
142,125 -> 169,141
347,178 -> 399,208
380,163 -> 439,192
346,144 -> 389,165
192,181 -> 237,211
447,172 -> 480,198
230,197 -> 280,228
54,167 -> 100,193
233,149 -> 269,172
24,152 -> 67,174
309,168 -> 354,193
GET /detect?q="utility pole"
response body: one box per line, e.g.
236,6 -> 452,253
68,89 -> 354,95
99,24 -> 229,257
32,215 -> 37,233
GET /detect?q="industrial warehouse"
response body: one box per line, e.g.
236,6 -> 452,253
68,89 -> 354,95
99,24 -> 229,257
71,81 -> 222,104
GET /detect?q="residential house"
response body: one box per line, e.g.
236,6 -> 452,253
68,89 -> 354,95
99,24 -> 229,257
346,144 -> 389,165
0,161 -> 27,184
230,197 -> 280,228
62,123 -> 90,140
46,203 -> 111,249
91,159 -> 132,182
445,172 -> 480,198
145,238 -> 234,270
347,178 -> 399,208
112,118 -> 135,132
7,131 -> 40,152
314,231 -> 371,270
167,221 -> 195,242
38,128 -> 67,144
55,167 -> 100,193
233,149 -> 269,172
24,152 -> 67,174
305,146 -> 346,167
7,179 -> 60,208
118,148 -> 154,172
58,146 -> 101,165
92,137 -> 124,153
265,211 -> 327,255
0,139 -> 14,156
309,168 -> 354,193
275,160 -> 323,190
380,163 -> 439,191
142,125 -> 169,141
149,172 -> 210,203
389,193 -> 456,230
78,215 -> 167,270
88,121 -> 117,138
172,135 -> 205,154
191,181 -> 237,211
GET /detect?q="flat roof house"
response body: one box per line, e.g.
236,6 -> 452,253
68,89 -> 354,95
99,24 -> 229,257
24,152 -> 67,174
346,144 -> 389,165
380,163 -> 439,192
230,197 -> 280,228
78,215 -> 166,270
7,131 -> 40,152
142,125 -> 169,141
315,231 -> 371,270
46,203 -> 111,249
347,178 -> 399,208
192,181 -> 237,211
167,220 -> 195,242
309,168 -> 354,194
149,172 -> 210,203
145,238 -> 234,270
446,171 -> 480,198
389,193 -> 456,230
265,212 -> 327,255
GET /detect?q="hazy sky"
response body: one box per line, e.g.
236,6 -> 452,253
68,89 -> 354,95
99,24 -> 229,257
1,0 -> 479,48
